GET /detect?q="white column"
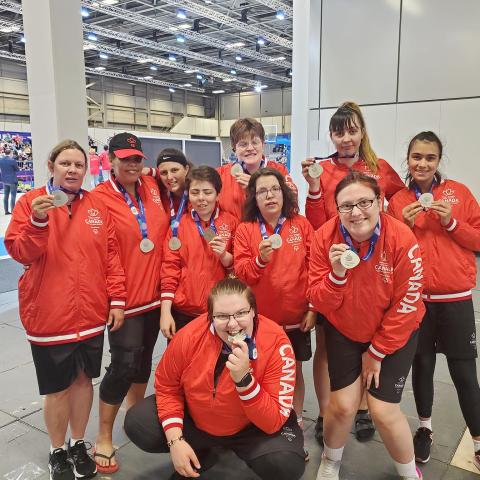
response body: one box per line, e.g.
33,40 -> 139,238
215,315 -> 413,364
22,0 -> 89,187
291,0 -> 321,212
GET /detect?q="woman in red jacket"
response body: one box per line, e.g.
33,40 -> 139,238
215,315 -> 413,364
91,133 -> 169,474
302,101 -> 405,444
160,166 -> 237,339
309,172 -> 424,480
388,131 -> 480,470
5,140 -> 126,480
125,278 -> 305,480
234,167 -> 315,454
217,118 -> 297,220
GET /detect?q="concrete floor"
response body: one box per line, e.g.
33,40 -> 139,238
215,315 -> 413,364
0,205 -> 479,479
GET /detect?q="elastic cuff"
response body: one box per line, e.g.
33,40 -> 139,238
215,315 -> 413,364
237,378 -> 260,404
368,344 -> 386,361
307,189 -> 322,200
31,215 -> 49,227
161,417 -> 184,432
308,302 -> 315,312
443,218 -> 457,232
161,292 -> 175,300
255,256 -> 267,268
110,299 -> 125,309
326,271 -> 347,287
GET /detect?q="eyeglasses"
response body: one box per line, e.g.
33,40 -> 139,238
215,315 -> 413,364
212,307 -> 252,323
236,139 -> 263,149
337,197 -> 378,213
255,185 -> 282,200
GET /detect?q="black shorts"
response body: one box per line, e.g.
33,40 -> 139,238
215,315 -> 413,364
316,313 -> 327,326
172,308 -> 196,332
285,328 -> 312,361
125,394 -> 305,461
417,300 -> 477,359
31,334 -> 103,395
324,321 -> 418,404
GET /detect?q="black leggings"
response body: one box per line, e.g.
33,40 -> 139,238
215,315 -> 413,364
413,353 -> 480,436
100,308 -> 160,405
124,395 -> 305,480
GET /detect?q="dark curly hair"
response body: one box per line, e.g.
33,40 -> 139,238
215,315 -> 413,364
242,167 -> 298,222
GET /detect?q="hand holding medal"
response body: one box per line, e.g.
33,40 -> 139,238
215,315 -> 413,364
328,243 -> 350,277
31,195 -> 56,219
401,201 -> 424,228
258,238 -> 274,264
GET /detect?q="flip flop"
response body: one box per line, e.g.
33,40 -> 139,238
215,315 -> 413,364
94,448 -> 119,474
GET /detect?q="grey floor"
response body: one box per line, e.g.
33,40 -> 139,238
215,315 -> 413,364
0,260 -> 479,480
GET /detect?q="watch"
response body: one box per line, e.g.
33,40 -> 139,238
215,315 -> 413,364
234,371 -> 253,388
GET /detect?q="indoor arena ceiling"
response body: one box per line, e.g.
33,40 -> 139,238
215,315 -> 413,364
0,0 -> 293,95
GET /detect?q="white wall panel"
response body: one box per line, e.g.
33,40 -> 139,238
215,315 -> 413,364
307,109 -> 319,145
220,95 -> 239,120
399,0 -> 480,102
239,93 -> 261,118
187,104 -> 204,117
261,90 -> 283,116
438,98 -> 480,199
320,0 -> 400,108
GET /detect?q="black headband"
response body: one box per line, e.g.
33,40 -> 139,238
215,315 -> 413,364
157,153 -> 188,167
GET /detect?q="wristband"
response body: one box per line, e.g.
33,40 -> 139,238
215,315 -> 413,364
234,371 -> 253,388
167,435 -> 185,448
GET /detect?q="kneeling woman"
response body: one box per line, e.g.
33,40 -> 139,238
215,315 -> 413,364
125,278 -> 305,480
309,172 -> 425,480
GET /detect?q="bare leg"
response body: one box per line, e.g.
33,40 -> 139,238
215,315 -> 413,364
44,389 -> 70,448
293,362 -> 305,420
324,377 -> 362,449
69,372 -> 94,440
313,327 -> 330,416
367,394 -> 414,463
125,382 -> 148,412
95,400 -> 121,468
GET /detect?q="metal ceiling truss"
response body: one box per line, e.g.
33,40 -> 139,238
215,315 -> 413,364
0,49 -> 205,92
0,0 -> 19,14
85,24 -> 291,83
253,0 -> 293,18
81,0 -> 291,67
91,41 -> 260,87
159,0 -> 292,48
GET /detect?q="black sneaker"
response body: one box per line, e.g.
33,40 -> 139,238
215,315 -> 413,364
67,440 -> 97,478
413,427 -> 433,463
49,448 -> 75,480
314,416 -> 324,445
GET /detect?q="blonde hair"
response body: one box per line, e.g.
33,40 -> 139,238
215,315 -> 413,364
330,101 -> 379,173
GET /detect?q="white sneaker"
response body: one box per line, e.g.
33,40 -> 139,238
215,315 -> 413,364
402,466 -> 423,479
316,453 -> 341,480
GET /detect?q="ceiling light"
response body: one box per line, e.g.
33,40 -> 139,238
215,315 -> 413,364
169,87 -> 176,93
99,53 -> 109,59
102,0 -> 119,4
168,54 -> 177,61
94,66 -> 106,71
184,83 -> 192,87
87,33 -> 98,41
287,68 -> 293,76
176,35 -> 186,43
276,10 -> 285,20
196,73 -> 203,80
223,78 -> 234,82
235,55 -> 242,61
257,37 -> 266,45
254,85 -> 262,92
20,35 -> 26,43
83,43 -> 96,51
178,23 -> 190,30
143,76 -> 153,80
274,55 -> 286,61
176,9 -> 187,19
185,69 -> 197,74
225,42 -> 245,49
212,90 -> 225,94
150,65 -> 158,71
137,58 -> 152,64
230,69 -> 237,75
81,8 -> 90,17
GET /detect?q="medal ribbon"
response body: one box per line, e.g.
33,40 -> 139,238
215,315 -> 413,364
339,218 -> 381,262
116,181 -> 149,241
170,191 -> 188,239
411,179 -> 437,200
233,157 -> 266,174
191,209 -> 218,238
257,215 -> 286,240
48,178 -> 83,198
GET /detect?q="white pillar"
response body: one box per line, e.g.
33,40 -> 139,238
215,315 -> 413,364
22,0 -> 89,187
291,0 -> 322,212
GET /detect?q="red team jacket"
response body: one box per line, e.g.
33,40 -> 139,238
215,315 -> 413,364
155,314 -> 296,436
217,161 -> 298,220
234,215 -> 314,328
91,176 -> 169,317
161,208 -> 238,316
308,213 -> 425,360
5,186 -> 126,345
306,157 -> 404,229
387,180 -> 480,302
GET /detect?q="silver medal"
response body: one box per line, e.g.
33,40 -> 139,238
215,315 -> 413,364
269,233 -> 283,250
52,190 -> 68,207
168,236 -> 182,251
227,330 -> 247,343
308,163 -> 323,178
140,238 -> 155,253
418,192 -> 434,208
340,249 -> 360,269
231,163 -> 244,176
203,227 -> 217,243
